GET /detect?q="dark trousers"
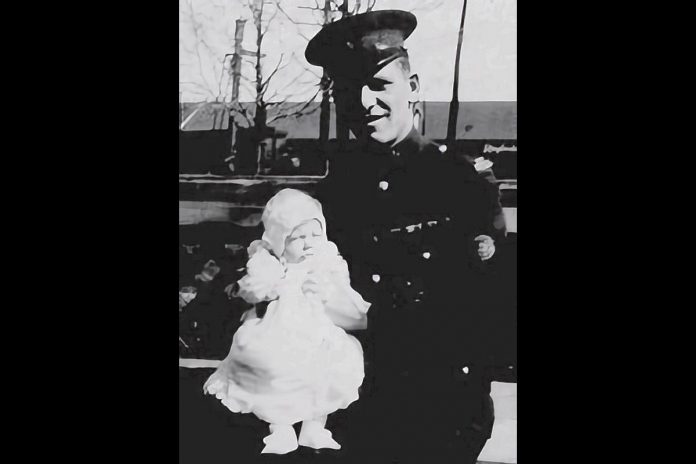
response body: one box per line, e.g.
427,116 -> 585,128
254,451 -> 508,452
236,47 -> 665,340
338,363 -> 494,464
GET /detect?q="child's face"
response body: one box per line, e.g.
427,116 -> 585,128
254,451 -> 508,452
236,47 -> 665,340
283,219 -> 325,263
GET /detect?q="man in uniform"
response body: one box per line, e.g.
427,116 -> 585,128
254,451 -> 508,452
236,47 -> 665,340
305,10 -> 512,464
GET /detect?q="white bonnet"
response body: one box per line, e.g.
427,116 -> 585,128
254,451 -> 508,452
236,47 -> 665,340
260,189 -> 327,257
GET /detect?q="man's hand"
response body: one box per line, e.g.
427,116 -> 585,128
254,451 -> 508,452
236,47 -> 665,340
474,235 -> 496,261
224,282 -> 240,300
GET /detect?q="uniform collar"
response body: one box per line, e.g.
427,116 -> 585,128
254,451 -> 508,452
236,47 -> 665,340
362,127 -> 428,159
392,127 -> 428,158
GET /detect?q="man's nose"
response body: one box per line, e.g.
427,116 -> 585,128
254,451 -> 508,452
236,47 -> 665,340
361,85 -> 376,110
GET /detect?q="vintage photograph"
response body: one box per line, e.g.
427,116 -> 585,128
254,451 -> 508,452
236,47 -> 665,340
179,1 -> 516,463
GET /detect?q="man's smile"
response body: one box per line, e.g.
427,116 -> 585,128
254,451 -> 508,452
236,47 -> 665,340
365,113 -> 388,125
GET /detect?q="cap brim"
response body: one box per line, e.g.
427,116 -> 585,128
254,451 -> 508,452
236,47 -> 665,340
305,10 -> 417,67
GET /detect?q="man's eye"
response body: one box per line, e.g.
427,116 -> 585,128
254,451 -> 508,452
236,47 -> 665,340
367,79 -> 389,91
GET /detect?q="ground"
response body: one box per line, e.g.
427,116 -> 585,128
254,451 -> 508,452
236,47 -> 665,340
180,366 -> 515,464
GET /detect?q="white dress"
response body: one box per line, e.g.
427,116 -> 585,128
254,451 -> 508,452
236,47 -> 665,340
204,244 -> 369,426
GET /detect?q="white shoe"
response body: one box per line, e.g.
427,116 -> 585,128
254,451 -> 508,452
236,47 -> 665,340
261,425 -> 298,454
298,425 -> 341,450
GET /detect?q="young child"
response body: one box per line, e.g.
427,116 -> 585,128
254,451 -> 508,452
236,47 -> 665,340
203,188 -> 370,454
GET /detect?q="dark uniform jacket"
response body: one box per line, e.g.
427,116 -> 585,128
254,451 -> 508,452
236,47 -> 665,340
315,129 -> 510,462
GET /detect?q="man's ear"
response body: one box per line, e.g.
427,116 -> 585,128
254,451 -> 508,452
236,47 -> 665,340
408,73 -> 420,103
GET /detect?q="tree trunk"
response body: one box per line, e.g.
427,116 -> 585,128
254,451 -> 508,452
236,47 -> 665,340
335,0 -> 352,149
319,0 -> 332,149
253,0 -> 266,131
447,0 -> 468,144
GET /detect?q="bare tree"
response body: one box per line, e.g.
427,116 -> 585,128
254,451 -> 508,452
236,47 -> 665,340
179,0 -> 236,103
179,0 -> 251,130
180,0 -> 322,131
219,1 -> 325,132
277,1 -> 378,147
407,0 -> 445,14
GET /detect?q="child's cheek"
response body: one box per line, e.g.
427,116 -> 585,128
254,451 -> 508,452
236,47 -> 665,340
285,240 -> 303,261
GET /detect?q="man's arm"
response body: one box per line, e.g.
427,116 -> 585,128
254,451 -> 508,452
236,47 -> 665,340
451,160 -> 505,263
475,172 -> 507,261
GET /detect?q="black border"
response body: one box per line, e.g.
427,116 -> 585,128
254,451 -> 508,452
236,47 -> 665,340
22,1 -> 660,462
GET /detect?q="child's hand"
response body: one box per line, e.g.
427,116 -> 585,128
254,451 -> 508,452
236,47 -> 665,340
301,272 -> 331,302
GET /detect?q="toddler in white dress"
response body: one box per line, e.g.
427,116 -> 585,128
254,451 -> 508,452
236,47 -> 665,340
204,188 -> 370,454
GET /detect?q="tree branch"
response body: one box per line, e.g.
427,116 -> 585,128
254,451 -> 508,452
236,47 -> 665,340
275,1 -> 321,26
216,54 -> 233,101
260,53 -> 284,90
229,101 -> 253,126
179,81 -> 214,90
180,0 -> 225,98
261,4 -> 280,36
264,88 -> 280,102
266,88 -> 322,124
409,0 -> 445,13
179,81 -> 216,99
271,95 -> 292,108
294,59 -> 323,79
273,67 -> 318,94
267,102 -> 321,124
295,29 -> 314,42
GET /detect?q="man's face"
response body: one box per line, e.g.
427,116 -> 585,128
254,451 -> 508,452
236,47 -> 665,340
333,59 -> 417,145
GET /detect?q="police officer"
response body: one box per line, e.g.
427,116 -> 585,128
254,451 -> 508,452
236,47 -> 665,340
306,10 -> 510,464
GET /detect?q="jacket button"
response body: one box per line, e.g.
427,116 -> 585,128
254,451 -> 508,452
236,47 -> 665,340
378,180 -> 389,191
422,251 -> 431,259
372,274 -> 381,283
